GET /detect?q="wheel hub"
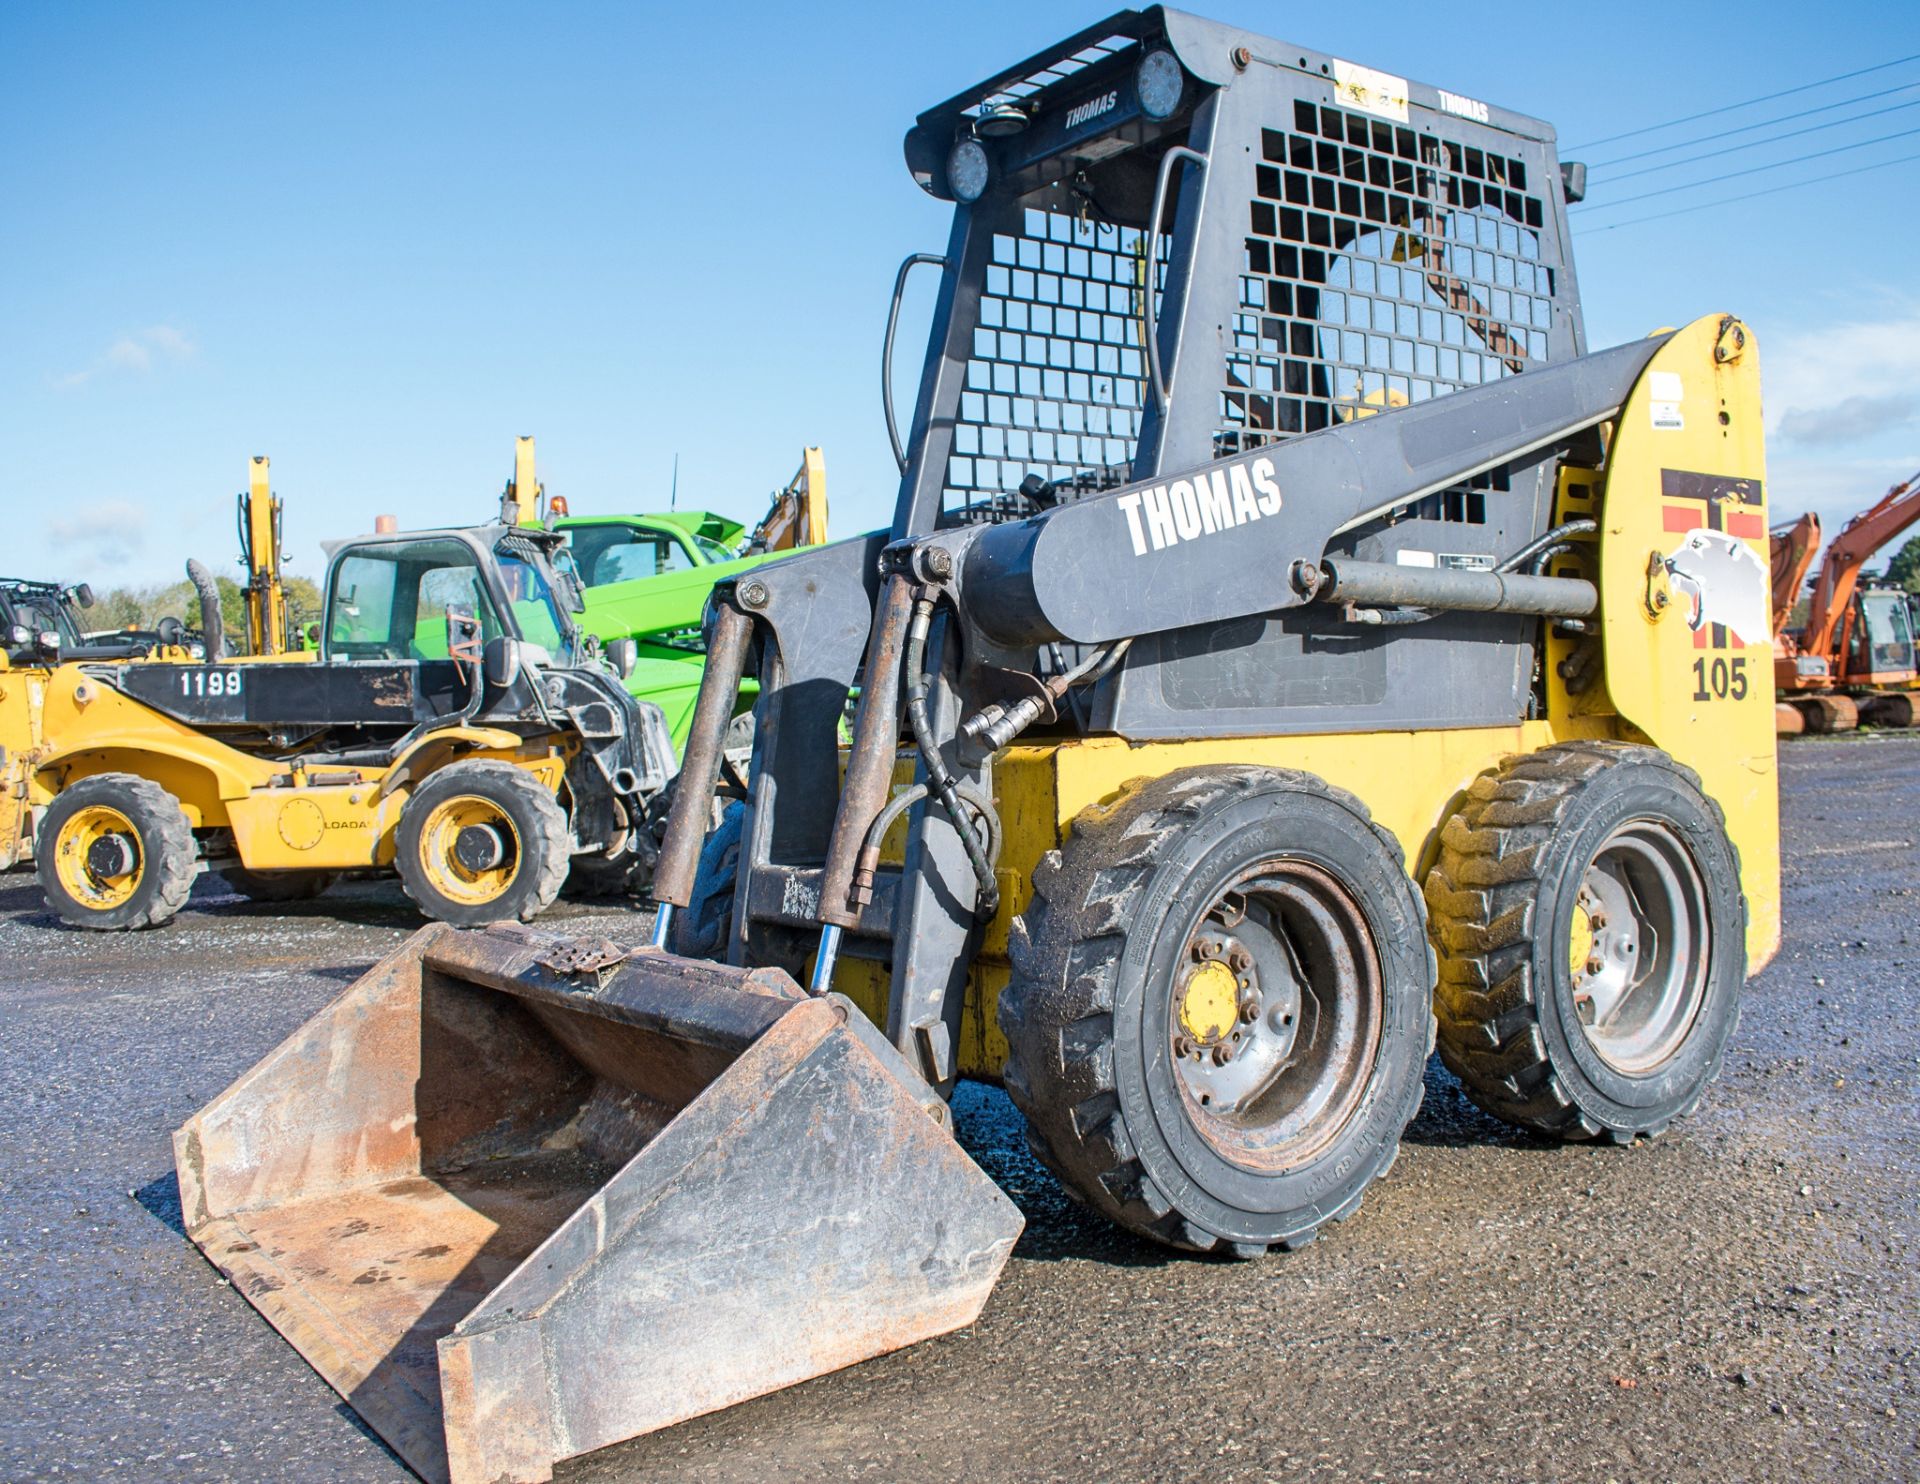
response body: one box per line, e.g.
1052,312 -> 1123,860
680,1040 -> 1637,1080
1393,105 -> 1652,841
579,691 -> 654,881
1176,959 -> 1239,1046
1569,820 -> 1709,1074
1171,916 -> 1304,1114
86,833 -> 139,880
453,823 -> 509,873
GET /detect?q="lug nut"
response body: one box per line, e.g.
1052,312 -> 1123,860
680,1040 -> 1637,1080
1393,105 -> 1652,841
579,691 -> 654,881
1211,1044 -> 1234,1066
1240,1000 -> 1260,1024
1586,955 -> 1604,976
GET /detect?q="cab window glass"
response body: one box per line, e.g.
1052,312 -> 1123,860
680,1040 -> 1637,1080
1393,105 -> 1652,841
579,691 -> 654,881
569,526 -> 695,586
326,540 -> 502,660
498,552 -> 565,653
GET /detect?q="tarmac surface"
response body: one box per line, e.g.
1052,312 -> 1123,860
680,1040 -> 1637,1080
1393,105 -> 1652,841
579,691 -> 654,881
1,734 -> 1916,1483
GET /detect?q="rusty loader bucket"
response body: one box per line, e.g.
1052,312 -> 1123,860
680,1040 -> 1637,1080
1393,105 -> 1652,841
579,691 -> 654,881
174,923 -> 1023,1484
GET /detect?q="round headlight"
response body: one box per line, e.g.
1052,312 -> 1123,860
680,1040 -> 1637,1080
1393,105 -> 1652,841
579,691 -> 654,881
947,137 -> 991,203
1136,48 -> 1184,120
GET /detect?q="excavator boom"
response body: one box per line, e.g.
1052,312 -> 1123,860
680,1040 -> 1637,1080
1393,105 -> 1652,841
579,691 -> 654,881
240,457 -> 289,655
1803,471 -> 1920,662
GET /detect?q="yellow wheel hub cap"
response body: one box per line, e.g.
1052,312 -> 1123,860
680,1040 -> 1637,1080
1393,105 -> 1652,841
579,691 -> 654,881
1569,901 -> 1596,979
1178,959 -> 1241,1044
418,796 -> 521,906
55,804 -> 143,909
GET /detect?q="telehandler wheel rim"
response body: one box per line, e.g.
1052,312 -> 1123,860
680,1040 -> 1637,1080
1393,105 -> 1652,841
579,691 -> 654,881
1168,861 -> 1383,1172
1570,819 -> 1710,1075
54,805 -> 143,909
417,795 -> 522,906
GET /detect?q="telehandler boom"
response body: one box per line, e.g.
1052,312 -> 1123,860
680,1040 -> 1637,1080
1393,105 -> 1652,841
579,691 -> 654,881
179,13 -> 1779,1482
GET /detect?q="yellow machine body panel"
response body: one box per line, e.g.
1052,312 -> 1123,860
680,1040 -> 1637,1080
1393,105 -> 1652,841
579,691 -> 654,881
1595,317 -> 1780,967
27,662 -> 567,870
0,662 -> 53,868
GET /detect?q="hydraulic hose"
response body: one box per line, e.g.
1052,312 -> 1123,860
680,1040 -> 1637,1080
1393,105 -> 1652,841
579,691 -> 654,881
1498,518 -> 1597,574
905,596 -> 1001,920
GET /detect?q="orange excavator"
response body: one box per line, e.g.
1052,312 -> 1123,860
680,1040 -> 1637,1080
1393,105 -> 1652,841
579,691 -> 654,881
1772,470 -> 1920,733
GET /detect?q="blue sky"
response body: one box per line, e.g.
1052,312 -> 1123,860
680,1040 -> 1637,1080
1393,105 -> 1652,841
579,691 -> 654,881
5,1 -> 1918,588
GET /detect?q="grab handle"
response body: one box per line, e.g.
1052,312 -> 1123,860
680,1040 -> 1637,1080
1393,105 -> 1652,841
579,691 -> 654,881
883,253 -> 947,473
1144,146 -> 1207,416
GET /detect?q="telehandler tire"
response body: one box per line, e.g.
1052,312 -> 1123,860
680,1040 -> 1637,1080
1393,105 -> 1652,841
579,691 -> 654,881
220,867 -> 337,903
395,761 -> 569,926
668,801 -> 743,960
1425,741 -> 1745,1143
37,773 -> 197,930
1002,766 -> 1433,1256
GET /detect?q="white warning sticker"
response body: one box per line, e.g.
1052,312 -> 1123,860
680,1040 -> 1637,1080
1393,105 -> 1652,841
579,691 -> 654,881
1332,59 -> 1409,123
1649,370 -> 1685,431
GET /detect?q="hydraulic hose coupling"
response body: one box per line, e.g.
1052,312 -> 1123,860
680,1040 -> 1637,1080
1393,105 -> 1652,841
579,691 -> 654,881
959,695 -> 1049,754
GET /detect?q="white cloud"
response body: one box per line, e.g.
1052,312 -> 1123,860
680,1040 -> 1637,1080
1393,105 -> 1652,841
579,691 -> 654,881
1766,450 -> 1920,539
1760,301 -> 1920,546
1763,305 -> 1920,442
55,324 -> 197,389
46,499 -> 151,570
1778,392 -> 1920,448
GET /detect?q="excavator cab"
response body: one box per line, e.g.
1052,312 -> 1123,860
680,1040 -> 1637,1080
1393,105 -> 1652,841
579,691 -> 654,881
181,12 -> 1779,1481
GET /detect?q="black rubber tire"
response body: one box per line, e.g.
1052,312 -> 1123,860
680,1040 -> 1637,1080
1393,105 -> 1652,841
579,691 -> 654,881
669,801 -> 743,960
1000,766 -> 1434,1256
1424,741 -> 1746,1143
219,867 -> 337,903
36,773 -> 197,930
395,761 -> 570,926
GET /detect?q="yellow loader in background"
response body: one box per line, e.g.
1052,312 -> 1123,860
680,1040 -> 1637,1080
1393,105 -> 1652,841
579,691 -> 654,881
178,13 -> 1779,1483
27,468 -> 676,927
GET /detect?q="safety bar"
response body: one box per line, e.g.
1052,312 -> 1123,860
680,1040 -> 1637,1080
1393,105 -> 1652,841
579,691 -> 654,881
883,253 -> 947,473
1145,145 -> 1207,416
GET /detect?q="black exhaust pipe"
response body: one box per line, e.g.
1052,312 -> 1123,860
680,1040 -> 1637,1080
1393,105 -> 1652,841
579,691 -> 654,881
185,559 -> 226,662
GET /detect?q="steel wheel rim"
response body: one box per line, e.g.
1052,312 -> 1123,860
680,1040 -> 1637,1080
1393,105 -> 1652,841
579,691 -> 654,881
55,804 -> 143,908
419,795 -> 521,905
1167,860 -> 1383,1172
1569,819 -> 1710,1075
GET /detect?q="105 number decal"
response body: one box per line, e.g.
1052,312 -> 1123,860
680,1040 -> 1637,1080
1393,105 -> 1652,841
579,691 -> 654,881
1691,655 -> 1748,702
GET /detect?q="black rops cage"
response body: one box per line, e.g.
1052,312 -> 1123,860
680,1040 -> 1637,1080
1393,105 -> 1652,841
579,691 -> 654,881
891,7 -> 1588,738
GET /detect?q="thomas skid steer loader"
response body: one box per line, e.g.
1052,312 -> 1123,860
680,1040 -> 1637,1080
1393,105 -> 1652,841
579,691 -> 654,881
177,12 -> 1779,1481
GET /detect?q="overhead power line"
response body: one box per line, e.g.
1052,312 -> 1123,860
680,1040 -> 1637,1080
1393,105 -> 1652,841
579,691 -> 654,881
1577,149 -> 1920,232
1597,97 -> 1920,183
1565,53 -> 1920,151
1571,124 -> 1920,211
1588,80 -> 1920,168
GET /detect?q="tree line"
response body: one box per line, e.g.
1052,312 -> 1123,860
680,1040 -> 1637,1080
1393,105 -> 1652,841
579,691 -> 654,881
83,574 -> 325,653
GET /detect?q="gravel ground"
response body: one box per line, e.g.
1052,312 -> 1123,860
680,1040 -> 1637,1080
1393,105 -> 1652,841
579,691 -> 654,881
1,735 -> 1916,1482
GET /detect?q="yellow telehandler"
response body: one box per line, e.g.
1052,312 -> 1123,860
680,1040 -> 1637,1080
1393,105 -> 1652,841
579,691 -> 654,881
177,12 -> 1779,1482
26,465 -> 675,928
